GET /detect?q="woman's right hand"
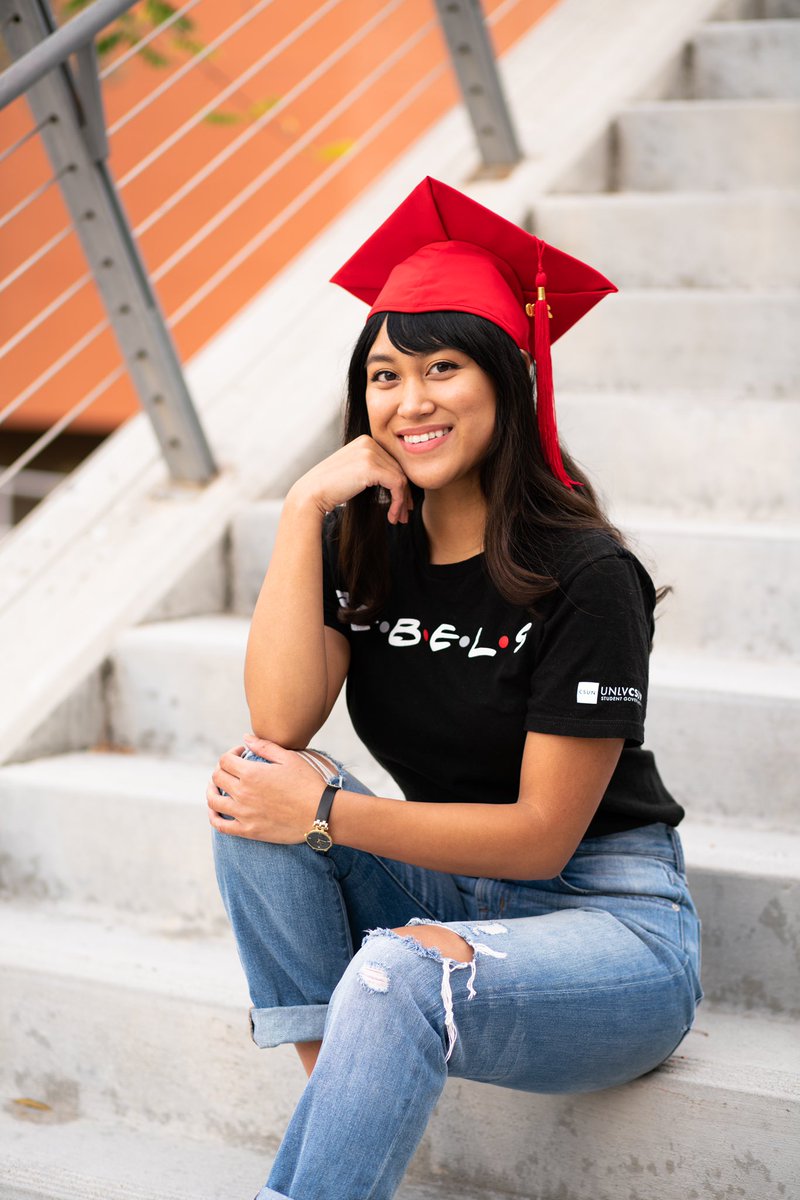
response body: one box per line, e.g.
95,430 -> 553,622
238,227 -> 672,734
288,435 -> 413,525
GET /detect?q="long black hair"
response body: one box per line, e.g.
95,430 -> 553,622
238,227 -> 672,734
336,310 -> 664,623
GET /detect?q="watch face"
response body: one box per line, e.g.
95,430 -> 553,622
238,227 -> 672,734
306,829 -> 333,852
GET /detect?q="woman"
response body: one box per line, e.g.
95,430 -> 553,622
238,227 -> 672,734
209,177 -> 703,1200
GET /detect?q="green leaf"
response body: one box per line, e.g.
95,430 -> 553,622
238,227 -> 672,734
316,139 -> 355,162
140,45 -> 170,68
56,0 -> 206,68
145,0 -> 178,22
248,96 -> 282,118
172,36 -> 205,57
204,110 -> 245,126
96,32 -> 125,56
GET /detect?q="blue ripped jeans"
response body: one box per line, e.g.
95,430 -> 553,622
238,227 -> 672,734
212,750 -> 703,1200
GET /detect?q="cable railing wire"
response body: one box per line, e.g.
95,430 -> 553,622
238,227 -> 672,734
153,10 -> 435,286
99,0 -> 202,80
0,317 -> 110,427
0,365 -> 125,495
487,0 -> 524,25
118,0 -> 345,194
0,225 -> 72,296
0,0 -> 514,510
168,55 -> 448,330
107,0 -> 279,137
0,168 -> 70,233
137,0 -> 402,245
0,8 -> 426,429
0,114 -> 55,168
0,272 -> 92,362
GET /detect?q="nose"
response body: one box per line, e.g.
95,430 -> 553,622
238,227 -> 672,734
395,375 -> 435,419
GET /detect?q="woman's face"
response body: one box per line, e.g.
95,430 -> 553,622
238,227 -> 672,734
364,317 -> 497,492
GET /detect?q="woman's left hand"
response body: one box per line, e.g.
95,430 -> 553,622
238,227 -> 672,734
207,737 -> 323,842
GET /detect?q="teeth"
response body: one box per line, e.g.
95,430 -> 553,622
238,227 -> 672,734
403,428 -> 450,444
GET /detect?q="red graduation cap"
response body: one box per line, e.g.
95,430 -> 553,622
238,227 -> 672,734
331,176 -> 617,489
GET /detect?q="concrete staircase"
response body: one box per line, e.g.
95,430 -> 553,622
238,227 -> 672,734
1,1 -> 799,1196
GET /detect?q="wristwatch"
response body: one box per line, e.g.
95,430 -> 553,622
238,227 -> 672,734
305,783 -> 340,852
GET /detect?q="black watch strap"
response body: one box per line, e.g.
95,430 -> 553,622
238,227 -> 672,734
315,782 -> 340,825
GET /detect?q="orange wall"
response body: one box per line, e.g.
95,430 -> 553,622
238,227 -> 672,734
0,0 -> 558,433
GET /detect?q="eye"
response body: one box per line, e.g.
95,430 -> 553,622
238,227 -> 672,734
370,369 -> 398,383
429,360 -> 459,374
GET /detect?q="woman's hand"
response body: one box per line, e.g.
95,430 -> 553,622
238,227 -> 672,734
288,434 -> 413,525
207,738 -> 325,842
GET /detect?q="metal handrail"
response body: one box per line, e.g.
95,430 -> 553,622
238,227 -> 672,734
0,0 -> 135,108
0,0 -> 524,527
0,0 -> 217,484
434,0 -> 522,171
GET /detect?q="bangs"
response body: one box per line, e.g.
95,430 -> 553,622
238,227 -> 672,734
377,310 -> 505,359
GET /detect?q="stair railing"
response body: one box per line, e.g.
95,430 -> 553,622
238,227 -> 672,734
0,0 -> 522,536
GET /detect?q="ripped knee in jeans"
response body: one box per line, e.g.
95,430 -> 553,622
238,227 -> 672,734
361,920 -> 509,1062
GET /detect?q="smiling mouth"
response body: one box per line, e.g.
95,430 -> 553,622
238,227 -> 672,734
399,427 -> 453,445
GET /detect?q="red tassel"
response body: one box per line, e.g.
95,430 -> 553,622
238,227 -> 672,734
532,246 -> 583,489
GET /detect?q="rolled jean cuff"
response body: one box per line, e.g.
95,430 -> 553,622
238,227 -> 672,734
250,1002 -> 328,1048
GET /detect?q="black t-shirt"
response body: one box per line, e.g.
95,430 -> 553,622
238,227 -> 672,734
322,505 -> 683,841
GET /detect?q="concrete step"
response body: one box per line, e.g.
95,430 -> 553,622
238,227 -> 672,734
616,99 -> 800,191
531,191 -> 800,288
107,616 -> 252,762
230,499 -> 283,618
0,904 -> 797,1199
680,818 -> 800,1017
714,0 -> 800,21
0,905 -> 301,1151
0,1113 -> 480,1200
551,290 -> 799,396
106,617 -> 800,828
0,1113 -> 273,1200
648,651 -> 800,828
622,516 -> 800,661
420,1005 -> 799,1199
556,391 -> 800,523
1,754 -> 796,1013
689,19 -> 800,99
142,537 -> 227,623
0,753 -> 223,933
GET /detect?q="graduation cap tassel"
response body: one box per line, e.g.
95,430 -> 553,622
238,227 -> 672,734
532,250 -> 582,490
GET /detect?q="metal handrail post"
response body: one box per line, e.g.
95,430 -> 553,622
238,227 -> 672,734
0,0 -> 217,485
0,0 -> 134,108
433,0 -> 522,174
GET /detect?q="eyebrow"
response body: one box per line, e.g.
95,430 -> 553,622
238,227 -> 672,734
365,352 -> 399,367
365,347 -> 462,368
